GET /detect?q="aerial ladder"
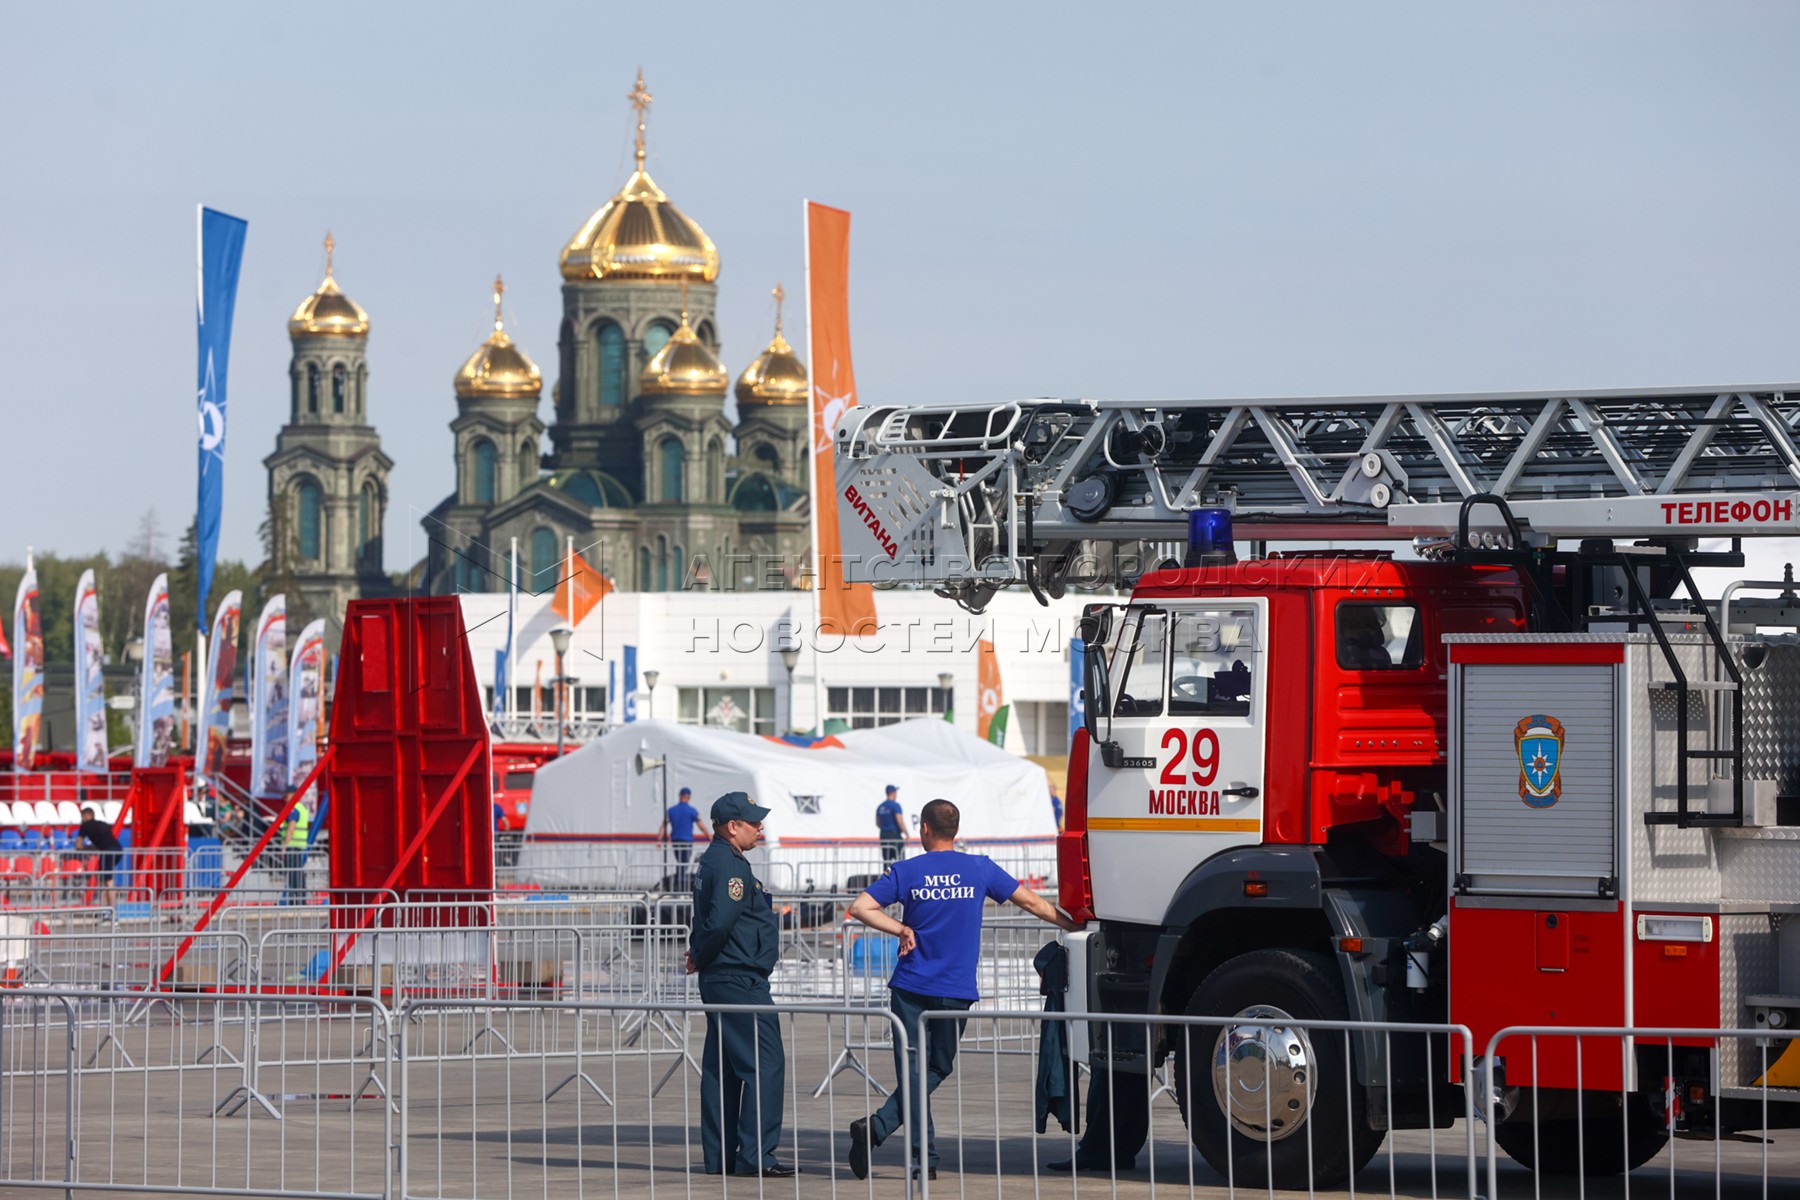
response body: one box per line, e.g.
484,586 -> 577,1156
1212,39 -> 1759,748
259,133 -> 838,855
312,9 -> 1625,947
833,384 -> 1800,610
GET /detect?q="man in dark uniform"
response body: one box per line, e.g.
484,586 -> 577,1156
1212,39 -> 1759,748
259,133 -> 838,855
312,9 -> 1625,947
876,784 -> 907,863
687,792 -> 799,1178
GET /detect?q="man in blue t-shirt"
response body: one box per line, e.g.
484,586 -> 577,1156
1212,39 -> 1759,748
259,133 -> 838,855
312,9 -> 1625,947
844,798 -> 1077,1181
658,787 -> 710,889
875,784 -> 907,863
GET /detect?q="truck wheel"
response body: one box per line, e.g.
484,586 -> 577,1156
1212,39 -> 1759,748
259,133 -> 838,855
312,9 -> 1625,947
1493,1111 -> 1668,1175
1172,949 -> 1383,1189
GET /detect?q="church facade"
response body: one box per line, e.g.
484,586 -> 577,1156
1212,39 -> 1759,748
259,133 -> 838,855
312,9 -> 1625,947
266,73 -> 811,635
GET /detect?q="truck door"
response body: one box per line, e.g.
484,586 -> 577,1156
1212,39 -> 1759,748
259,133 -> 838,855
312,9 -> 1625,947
1087,601 -> 1268,924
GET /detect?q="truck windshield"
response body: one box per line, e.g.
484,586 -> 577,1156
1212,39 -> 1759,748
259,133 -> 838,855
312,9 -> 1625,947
1111,609 -> 1166,718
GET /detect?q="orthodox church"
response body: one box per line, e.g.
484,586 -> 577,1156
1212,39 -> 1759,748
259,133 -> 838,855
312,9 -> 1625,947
267,72 -> 812,629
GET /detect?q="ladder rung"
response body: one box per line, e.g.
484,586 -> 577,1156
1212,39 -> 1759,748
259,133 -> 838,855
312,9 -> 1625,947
1652,680 -> 1738,692
1684,750 -> 1738,760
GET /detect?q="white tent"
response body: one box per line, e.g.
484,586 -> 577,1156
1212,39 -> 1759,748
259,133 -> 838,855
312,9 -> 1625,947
518,718 -> 1057,892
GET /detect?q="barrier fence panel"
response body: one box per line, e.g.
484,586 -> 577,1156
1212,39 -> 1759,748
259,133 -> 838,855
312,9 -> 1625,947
395,998 -> 912,1200
1482,1024 -> 1800,1199
1,989 -> 394,1199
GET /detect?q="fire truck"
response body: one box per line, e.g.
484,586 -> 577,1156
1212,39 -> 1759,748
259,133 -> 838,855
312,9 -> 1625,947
834,387 -> 1800,1185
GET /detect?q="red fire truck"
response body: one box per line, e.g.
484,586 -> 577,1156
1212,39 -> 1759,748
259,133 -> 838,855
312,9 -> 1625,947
834,387 -> 1800,1186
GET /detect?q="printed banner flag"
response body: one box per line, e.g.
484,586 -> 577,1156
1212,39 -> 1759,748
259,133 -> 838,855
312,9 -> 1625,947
136,573 -> 176,767
12,566 -> 43,769
73,569 -> 106,771
250,595 -> 288,799
195,207 -> 249,631
552,540 -> 612,627
199,591 -> 242,780
804,201 -> 879,637
1068,636 -> 1086,753
623,644 -> 638,722
976,637 -> 1004,742
287,618 -> 326,804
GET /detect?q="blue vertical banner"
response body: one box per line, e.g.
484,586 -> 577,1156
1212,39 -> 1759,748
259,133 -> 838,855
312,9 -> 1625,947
1068,636 -> 1085,752
493,650 -> 508,723
623,644 -> 638,722
195,206 -> 249,632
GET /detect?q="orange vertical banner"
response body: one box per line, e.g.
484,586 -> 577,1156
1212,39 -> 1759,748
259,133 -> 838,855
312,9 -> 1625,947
977,638 -> 1004,740
806,201 -> 879,637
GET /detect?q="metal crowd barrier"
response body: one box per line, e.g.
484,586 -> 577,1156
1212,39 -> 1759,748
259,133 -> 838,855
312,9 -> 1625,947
4,985 -> 1799,1198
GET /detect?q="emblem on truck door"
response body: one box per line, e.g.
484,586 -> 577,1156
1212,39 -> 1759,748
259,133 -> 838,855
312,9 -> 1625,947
1513,714 -> 1566,807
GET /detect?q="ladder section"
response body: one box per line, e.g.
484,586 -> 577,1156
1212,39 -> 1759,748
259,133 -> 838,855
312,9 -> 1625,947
832,387 -> 1800,602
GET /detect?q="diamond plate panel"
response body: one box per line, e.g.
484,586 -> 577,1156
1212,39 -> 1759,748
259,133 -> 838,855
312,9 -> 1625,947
1718,912 -> 1779,1086
1631,640 -> 1725,906
1739,641 -> 1800,797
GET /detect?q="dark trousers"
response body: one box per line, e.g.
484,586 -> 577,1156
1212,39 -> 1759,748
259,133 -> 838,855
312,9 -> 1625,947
671,841 -> 694,889
1076,1030 -> 1150,1167
871,985 -> 973,1169
698,972 -> 785,1173
283,849 -> 308,903
880,835 -> 904,864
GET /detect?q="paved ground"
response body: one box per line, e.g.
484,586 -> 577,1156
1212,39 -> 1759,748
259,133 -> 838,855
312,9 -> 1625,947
1,998 -> 1794,1199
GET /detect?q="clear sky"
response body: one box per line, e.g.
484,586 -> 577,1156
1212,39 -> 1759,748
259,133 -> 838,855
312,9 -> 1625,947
5,2 -> 1800,570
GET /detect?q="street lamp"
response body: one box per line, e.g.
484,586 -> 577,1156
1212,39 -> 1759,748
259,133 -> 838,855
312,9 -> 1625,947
643,669 -> 659,721
549,626 -> 573,757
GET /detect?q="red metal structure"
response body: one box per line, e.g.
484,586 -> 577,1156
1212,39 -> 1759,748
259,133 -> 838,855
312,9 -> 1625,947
114,765 -> 188,898
327,597 -> 494,908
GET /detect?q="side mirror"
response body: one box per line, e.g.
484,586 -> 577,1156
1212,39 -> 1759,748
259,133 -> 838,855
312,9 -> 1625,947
1082,638 -> 1112,749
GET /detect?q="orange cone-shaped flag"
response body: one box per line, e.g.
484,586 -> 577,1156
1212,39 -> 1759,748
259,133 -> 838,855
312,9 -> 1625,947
553,544 -> 612,627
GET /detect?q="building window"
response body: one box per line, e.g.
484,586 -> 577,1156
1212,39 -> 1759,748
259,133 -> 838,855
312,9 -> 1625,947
706,439 -> 724,503
639,545 -> 651,591
678,687 -> 777,735
471,438 -> 497,503
642,320 -> 673,360
655,535 -> 669,593
357,484 -> 374,561
356,365 -> 367,416
530,528 -> 558,592
754,442 -> 781,473
297,480 -> 323,561
570,685 -> 607,717
825,686 -> 952,731
332,364 -> 346,413
306,364 -> 320,413
658,437 -> 685,503
597,322 -> 625,407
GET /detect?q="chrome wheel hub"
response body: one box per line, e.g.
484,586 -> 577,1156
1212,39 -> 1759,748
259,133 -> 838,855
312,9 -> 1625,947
1210,1004 -> 1317,1142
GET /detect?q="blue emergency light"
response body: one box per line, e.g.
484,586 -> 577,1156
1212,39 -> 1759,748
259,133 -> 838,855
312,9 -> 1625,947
1185,508 -> 1236,566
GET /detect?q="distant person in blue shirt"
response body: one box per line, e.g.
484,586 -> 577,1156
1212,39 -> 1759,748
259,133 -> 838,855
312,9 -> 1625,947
875,784 -> 908,863
658,787 -> 710,889
844,798 -> 1077,1182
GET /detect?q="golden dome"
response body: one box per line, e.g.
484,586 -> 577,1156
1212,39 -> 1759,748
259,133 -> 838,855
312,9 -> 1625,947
289,232 -> 370,338
456,275 -> 542,399
736,284 -> 808,406
641,310 -> 728,395
558,72 -> 720,284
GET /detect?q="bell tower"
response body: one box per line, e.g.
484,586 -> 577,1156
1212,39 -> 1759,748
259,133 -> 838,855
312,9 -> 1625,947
265,233 -> 393,635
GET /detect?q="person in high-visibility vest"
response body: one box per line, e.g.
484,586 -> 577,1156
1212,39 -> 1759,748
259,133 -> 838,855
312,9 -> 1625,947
282,801 -> 310,905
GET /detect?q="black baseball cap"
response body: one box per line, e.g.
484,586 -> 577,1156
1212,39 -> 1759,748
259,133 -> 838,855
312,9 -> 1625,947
712,792 -> 772,825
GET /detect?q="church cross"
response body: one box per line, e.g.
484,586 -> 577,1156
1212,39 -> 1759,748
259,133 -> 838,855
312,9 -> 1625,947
627,69 -> 653,169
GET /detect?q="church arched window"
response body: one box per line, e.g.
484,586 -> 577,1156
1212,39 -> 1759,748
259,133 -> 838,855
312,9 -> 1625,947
356,365 -> 367,416
673,543 -> 685,590
658,437 -> 686,504
754,442 -> 782,474
639,545 -> 651,591
520,438 -> 537,478
531,528 -> 558,592
655,535 -> 670,592
332,364 -> 346,413
597,322 -> 626,407
307,364 -> 320,413
471,438 -> 497,503
297,480 -> 323,561
706,439 -> 725,503
357,483 -> 377,563
642,320 -> 674,361
695,319 -> 716,349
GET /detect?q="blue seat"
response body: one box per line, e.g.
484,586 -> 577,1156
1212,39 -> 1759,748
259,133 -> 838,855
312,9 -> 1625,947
51,830 -> 74,851
0,830 -> 21,851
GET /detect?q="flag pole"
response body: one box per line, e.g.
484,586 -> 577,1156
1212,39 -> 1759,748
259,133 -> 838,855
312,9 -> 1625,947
508,536 -> 518,721
803,200 -> 824,738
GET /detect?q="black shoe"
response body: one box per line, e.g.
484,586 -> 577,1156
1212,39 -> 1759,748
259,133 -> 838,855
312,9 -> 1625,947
758,1163 -> 800,1178
912,1166 -> 938,1181
847,1117 -> 872,1180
